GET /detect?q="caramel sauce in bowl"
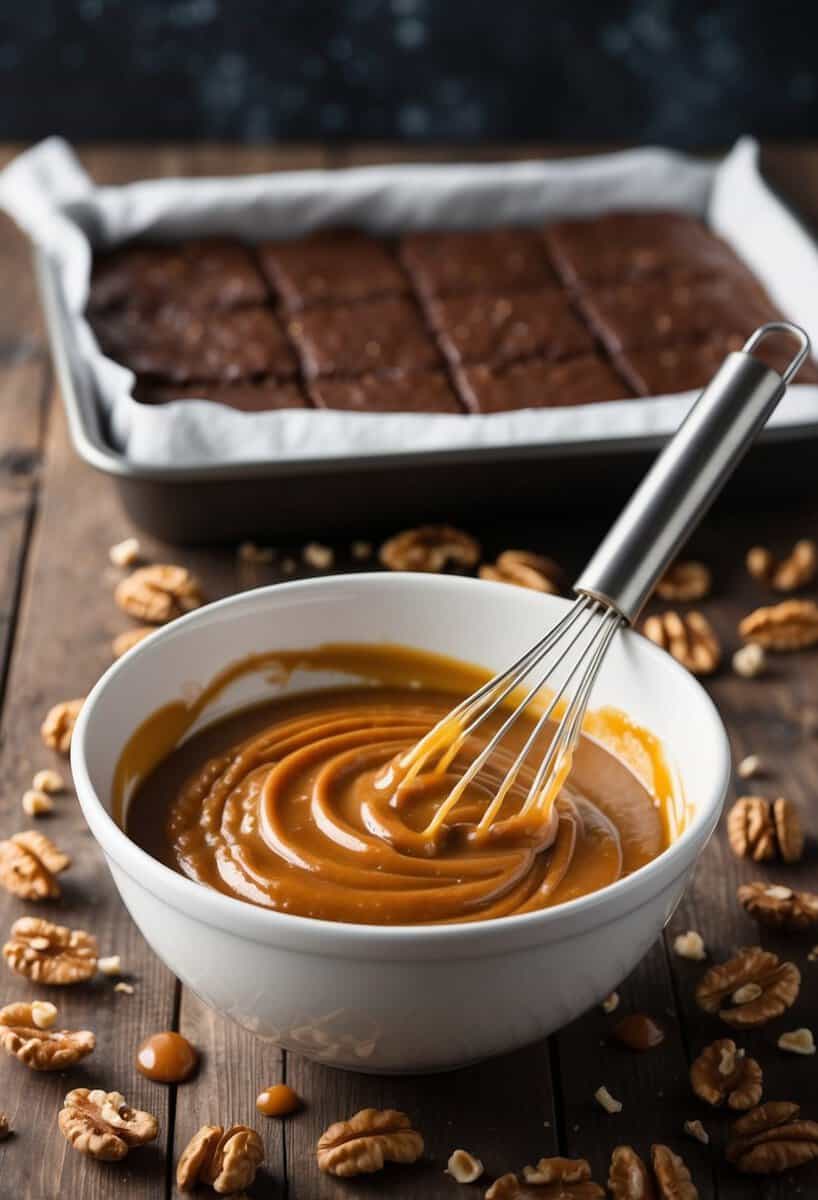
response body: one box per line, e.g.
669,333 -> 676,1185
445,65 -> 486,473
70,574 -> 730,1072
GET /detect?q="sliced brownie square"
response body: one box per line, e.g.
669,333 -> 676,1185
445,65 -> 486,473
455,355 -> 630,414
428,290 -> 593,367
400,228 -> 558,299
258,230 -> 407,310
287,296 -> 440,378
310,368 -> 463,413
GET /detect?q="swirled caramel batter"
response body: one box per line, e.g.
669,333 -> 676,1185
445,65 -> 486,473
123,644 -> 677,926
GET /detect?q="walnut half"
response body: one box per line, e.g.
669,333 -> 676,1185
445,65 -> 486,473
642,610 -> 721,675
177,1123 -> 264,1194
655,560 -> 711,601
317,1108 -> 423,1177
115,564 -> 203,624
40,698 -> 84,753
738,881 -> 818,932
3,916 -> 98,985
0,1001 -> 95,1071
689,1038 -> 762,1110
695,946 -> 800,1027
379,526 -> 480,573
727,1102 -> 818,1174
726,796 -> 803,863
487,1156 -> 605,1199
59,1088 -> 158,1161
0,831 -> 70,901
479,550 -> 564,593
739,599 -> 818,651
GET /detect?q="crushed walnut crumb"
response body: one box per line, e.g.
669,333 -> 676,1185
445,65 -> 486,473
303,542 -> 334,570
114,982 -> 135,996
447,1148 -> 484,1183
673,930 -> 707,960
32,769 -> 65,794
22,789 -> 54,817
777,1028 -> 816,1056
601,991 -> 620,1014
109,537 -> 141,568
594,1085 -> 622,1114
737,754 -> 763,780
732,642 -> 767,678
684,1118 -> 710,1144
98,956 -> 122,977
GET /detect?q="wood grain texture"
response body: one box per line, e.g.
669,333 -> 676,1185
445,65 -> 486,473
0,142 -> 816,1200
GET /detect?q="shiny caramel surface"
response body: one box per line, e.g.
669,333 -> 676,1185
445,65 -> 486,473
123,643 -> 674,926
135,1030 -> 198,1083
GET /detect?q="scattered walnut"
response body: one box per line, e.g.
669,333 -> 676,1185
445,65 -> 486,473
607,1146 -> 654,1200
732,642 -> 767,678
690,1038 -> 762,1110
59,1087 -> 158,1162
302,541 -> 334,570
642,611 -> 720,675
379,525 -> 480,573
317,1108 -> 423,1177
651,1144 -> 698,1200
746,540 -> 817,591
3,916 -> 98,985
777,1028 -> 816,1056
109,537 -> 141,567
177,1123 -> 264,1194
595,1085 -> 623,1113
31,1000 -> 57,1029
673,930 -> 706,960
684,1119 -> 709,1145
114,981 -> 135,995
726,796 -> 776,861
237,541 -> 274,564
479,550 -> 563,594
602,991 -> 620,1014
738,881 -> 818,932
488,1158 -> 604,1199
40,698 -> 84,753
447,1148 -> 484,1183
655,560 -> 711,601
32,768 -> 65,794
736,753 -> 763,780
98,955 -> 122,976
695,946 -> 800,1027
522,1158 -> 596,1185
0,1111 -> 9,1140
21,789 -> 53,817
0,831 -> 70,900
0,1001 -> 95,1070
739,599 -> 818,650
112,626 -> 154,658
773,796 -> 804,863
115,565 -> 203,624
727,1101 -> 818,1174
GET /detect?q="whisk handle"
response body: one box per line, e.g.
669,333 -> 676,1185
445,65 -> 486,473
574,322 -> 810,624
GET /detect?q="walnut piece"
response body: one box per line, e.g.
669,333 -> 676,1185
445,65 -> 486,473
607,1145 -> 656,1200
684,1120 -> 709,1145
115,564 -> 203,624
727,1101 -> 818,1174
736,753 -> 763,780
177,1123 -> 264,1194
695,946 -> 800,1027
487,1157 -> 605,1199
738,881 -> 818,931
379,525 -> 480,573
0,1001 -> 95,1070
595,1085 -> 623,1113
777,1028 -> 816,1056
726,796 -> 776,861
21,789 -> 54,817
40,698 -> 84,753
447,1148 -> 484,1183
109,536 -> 141,567
732,642 -> 767,678
746,539 -> 817,591
59,1087 -> 158,1161
0,831 -> 70,900
32,768 -> 65,794
642,611 -> 720,675
302,541 -> 334,570
673,930 -> 706,960
0,1111 -> 9,1140
739,599 -> 818,650
3,916 -> 98,985
317,1108 -> 423,1177
112,626 -> 154,658
655,560 -> 711,601
773,796 -> 804,863
479,549 -> 564,593
237,541 -> 274,565
650,1145 -> 698,1200
690,1038 -> 762,1110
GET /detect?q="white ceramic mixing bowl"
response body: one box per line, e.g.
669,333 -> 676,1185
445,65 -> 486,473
72,574 -> 729,1073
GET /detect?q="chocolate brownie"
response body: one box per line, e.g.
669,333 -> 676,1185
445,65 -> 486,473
400,228 -> 558,298
576,277 -> 781,355
287,296 -> 440,378
89,238 -> 268,312
544,211 -> 766,290
310,369 -> 463,413
618,335 -> 818,396
134,379 -> 309,412
455,355 -> 629,414
428,290 -> 593,367
92,304 -> 298,382
258,230 -> 407,310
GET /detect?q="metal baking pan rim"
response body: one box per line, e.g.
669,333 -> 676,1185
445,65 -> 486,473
37,248 -> 818,487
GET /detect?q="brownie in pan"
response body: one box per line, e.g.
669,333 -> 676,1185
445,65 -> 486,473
619,334 -> 818,395
89,238 -> 267,313
91,304 -> 298,383
287,296 -> 440,378
258,230 -> 407,310
310,369 -> 463,413
135,379 -> 309,412
455,355 -> 628,414
428,290 -> 593,367
400,229 -> 558,298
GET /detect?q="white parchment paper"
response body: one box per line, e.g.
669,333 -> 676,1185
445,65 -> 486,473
1,136 -> 817,468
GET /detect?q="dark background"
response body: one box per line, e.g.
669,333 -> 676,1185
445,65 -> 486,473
1,0 -> 818,145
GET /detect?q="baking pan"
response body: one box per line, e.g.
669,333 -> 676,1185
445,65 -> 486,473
36,247 -> 818,544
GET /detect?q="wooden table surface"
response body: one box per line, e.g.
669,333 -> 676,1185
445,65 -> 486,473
0,143 -> 817,1200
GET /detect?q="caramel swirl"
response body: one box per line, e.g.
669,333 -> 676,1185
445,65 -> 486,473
128,672 -> 669,926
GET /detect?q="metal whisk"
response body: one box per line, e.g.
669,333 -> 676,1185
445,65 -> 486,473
400,322 -> 811,838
